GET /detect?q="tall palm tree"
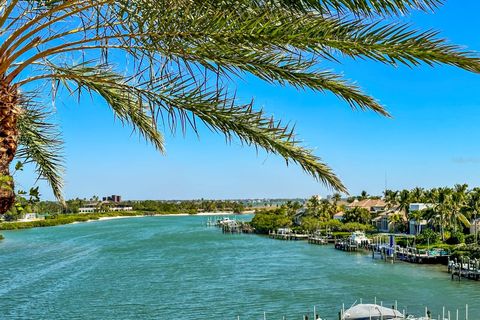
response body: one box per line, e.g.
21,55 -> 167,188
384,189 -> 399,209
306,195 -> 322,217
467,188 -> 480,243
1,0 -> 480,214
410,187 -> 425,203
331,192 -> 342,211
388,212 -> 403,233
435,187 -> 453,240
450,184 -> 470,231
398,189 -> 411,217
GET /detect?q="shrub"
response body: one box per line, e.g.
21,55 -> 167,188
446,232 -> 465,245
415,229 -> 440,245
250,209 -> 292,234
465,234 -> 480,245
0,212 -> 143,230
341,222 -> 375,232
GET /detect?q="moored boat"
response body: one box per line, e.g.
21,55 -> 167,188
341,304 -> 404,320
348,231 -> 371,246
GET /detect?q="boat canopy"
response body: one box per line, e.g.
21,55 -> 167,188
342,304 -> 405,320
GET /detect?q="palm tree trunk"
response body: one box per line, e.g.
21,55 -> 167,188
0,80 -> 19,214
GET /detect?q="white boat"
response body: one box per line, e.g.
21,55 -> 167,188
342,304 -> 404,320
349,231 -> 371,245
217,217 -> 234,226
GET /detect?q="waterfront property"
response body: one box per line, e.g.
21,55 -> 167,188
346,199 -> 387,213
17,213 -> 45,222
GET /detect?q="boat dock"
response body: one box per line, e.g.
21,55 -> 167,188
308,236 -> 328,245
268,231 -> 309,240
334,240 -> 359,251
449,257 -> 480,281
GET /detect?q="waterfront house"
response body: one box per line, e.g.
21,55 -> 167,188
18,213 -> 45,222
371,209 -> 406,233
408,203 -> 433,235
79,201 -> 133,213
79,203 -> 97,213
409,219 -> 428,235
346,199 -> 387,213
409,203 -> 433,212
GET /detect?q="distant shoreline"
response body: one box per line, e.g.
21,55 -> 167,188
0,211 -> 254,233
83,211 -> 245,223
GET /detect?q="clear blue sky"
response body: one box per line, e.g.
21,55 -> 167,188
16,1 -> 480,200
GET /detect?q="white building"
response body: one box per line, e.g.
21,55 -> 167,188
408,203 -> 433,235
79,206 -> 96,213
18,213 -> 44,222
409,203 -> 433,212
110,206 -> 133,212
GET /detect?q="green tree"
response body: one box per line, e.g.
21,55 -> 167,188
408,210 -> 424,235
331,193 -> 342,208
359,190 -> 369,200
384,189 -> 399,209
450,184 -> 470,231
388,213 -> 403,233
306,196 -> 322,217
343,207 -> 371,225
1,0 -> 480,214
398,189 -> 411,217
250,209 -> 291,233
410,187 -> 425,203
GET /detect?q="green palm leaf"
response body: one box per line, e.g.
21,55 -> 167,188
16,105 -> 64,203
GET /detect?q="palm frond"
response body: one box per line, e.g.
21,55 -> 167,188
38,62 -> 346,192
16,104 -> 64,203
139,0 -> 443,16
260,0 -> 443,16
47,62 -> 166,154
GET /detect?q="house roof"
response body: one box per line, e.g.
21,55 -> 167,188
346,199 -> 387,209
333,211 -> 344,218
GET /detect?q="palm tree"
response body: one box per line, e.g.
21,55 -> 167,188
450,184 -> 470,231
398,189 -> 411,217
410,187 -> 425,203
388,213 -> 403,233
1,0 -> 480,214
408,210 -> 424,235
435,187 -> 453,241
359,190 -> 369,200
306,195 -> 322,217
384,189 -> 399,209
331,192 -> 342,210
467,188 -> 480,243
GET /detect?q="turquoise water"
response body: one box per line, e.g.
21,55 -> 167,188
1,215 -> 480,319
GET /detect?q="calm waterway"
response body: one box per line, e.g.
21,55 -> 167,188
1,215 -> 480,319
